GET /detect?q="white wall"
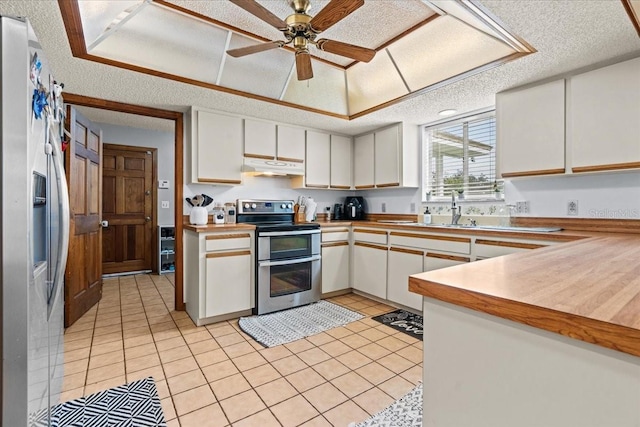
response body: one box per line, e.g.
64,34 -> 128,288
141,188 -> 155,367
185,176 -> 353,219
98,122 -> 175,225
357,187 -> 421,214
505,170 -> 640,218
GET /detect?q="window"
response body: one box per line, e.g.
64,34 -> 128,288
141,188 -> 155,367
423,111 -> 502,200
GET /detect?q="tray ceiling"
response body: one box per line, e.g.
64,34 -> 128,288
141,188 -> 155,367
66,0 -> 534,119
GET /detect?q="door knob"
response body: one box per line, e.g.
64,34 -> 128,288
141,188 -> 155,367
145,216 -> 151,222
100,220 -> 109,228
145,190 -> 151,195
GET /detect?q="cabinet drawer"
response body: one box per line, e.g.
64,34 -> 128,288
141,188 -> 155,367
205,233 -> 251,252
322,228 -> 350,243
353,228 -> 387,245
389,231 -> 471,255
475,239 -> 546,258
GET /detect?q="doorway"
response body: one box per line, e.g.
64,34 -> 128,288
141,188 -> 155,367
102,144 -> 157,276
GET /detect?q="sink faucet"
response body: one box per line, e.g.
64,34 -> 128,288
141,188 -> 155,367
451,193 -> 461,225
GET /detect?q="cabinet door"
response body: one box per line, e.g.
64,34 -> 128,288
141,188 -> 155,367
374,125 -> 401,187
205,251 -> 251,317
244,119 -> 276,159
387,248 -> 424,311
497,79 -> 566,177
305,131 -> 330,188
330,135 -> 352,189
474,239 -> 546,259
571,58 -> 640,172
196,110 -> 243,184
424,253 -> 469,270
352,243 -> 387,299
321,242 -> 350,293
276,125 -> 305,163
354,133 -> 375,189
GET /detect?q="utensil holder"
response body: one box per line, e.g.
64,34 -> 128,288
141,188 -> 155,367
189,206 -> 208,225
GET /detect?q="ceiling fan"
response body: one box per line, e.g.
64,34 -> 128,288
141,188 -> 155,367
227,0 -> 376,80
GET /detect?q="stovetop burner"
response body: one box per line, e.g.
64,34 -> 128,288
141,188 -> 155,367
255,222 -> 320,232
236,199 -> 320,232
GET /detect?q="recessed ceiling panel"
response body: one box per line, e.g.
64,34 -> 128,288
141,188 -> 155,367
346,51 -> 409,114
282,61 -> 348,116
388,16 -> 517,92
219,34 -> 295,99
77,0 -> 142,47
88,3 -> 229,84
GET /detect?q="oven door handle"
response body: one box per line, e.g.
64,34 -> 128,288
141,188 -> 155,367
259,229 -> 320,237
258,255 -> 321,267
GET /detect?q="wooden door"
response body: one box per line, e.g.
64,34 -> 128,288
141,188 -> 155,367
102,144 -> 155,275
64,107 -> 103,327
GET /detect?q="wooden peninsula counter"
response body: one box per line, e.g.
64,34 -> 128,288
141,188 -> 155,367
409,232 -> 640,427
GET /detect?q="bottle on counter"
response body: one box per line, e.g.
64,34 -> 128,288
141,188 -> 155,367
423,207 -> 432,224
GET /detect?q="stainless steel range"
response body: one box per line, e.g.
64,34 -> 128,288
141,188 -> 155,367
237,199 -> 321,315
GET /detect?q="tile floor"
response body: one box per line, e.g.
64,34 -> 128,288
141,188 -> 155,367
61,274 -> 423,427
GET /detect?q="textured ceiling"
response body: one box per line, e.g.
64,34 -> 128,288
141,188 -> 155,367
1,1 -> 639,135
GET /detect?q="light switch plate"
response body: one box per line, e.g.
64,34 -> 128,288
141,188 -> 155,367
158,180 -> 170,189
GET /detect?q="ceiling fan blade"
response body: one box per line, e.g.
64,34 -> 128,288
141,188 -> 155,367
309,0 -> 364,33
295,51 -> 313,80
316,39 -> 376,62
228,0 -> 288,30
227,41 -> 284,58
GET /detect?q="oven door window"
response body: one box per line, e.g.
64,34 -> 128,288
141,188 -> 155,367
269,235 -> 312,260
270,262 -> 311,297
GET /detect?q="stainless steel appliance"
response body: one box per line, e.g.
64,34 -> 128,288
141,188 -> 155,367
1,16 -> 70,426
345,196 -> 366,220
237,199 -> 321,315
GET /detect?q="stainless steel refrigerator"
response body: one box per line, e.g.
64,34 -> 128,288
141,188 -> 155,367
1,16 -> 70,427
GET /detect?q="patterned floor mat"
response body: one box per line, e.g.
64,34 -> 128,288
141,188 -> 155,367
238,300 -> 364,347
50,377 -> 165,427
350,383 -> 423,427
372,309 -> 423,340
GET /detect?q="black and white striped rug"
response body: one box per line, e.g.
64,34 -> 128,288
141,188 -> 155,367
239,301 -> 364,347
49,377 -> 165,427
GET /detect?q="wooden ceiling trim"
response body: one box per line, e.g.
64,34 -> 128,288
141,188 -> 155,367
57,0 -> 88,56
621,0 -> 640,38
64,93 -> 186,311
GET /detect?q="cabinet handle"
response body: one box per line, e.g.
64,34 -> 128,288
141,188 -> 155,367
259,255 -> 321,267
207,250 -> 251,258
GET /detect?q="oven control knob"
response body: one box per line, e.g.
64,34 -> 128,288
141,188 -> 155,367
280,204 -> 286,209
251,203 -> 257,209
287,203 -> 292,209
244,203 -> 250,209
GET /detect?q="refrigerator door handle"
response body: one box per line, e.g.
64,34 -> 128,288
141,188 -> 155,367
50,126 -> 70,289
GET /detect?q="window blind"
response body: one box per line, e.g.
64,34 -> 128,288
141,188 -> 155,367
424,114 -> 502,199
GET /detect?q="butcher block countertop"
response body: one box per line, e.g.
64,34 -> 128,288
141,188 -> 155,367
409,234 -> 640,357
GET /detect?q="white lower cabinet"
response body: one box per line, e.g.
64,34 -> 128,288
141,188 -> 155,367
474,238 -> 550,259
353,242 -> 388,299
387,248 -> 424,310
424,252 -> 470,270
205,250 -> 251,317
185,230 -> 254,325
322,242 -> 350,294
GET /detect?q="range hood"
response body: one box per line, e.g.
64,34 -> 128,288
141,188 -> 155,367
242,158 -> 305,176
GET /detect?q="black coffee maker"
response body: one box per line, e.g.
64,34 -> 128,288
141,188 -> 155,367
344,196 -> 366,220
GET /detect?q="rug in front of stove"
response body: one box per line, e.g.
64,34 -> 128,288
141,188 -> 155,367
239,300 -> 364,347
372,309 -> 423,340
50,376 -> 165,427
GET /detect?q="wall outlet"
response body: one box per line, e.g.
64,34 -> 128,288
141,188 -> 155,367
516,200 -> 530,214
381,202 -> 387,213
161,201 -> 170,209
567,200 -> 578,216
410,202 -> 416,212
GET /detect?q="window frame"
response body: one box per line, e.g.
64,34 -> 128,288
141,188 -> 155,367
421,108 -> 503,202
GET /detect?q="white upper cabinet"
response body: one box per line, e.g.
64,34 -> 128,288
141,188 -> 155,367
305,130 -> 331,188
330,135 -> 352,189
497,79 -> 566,178
276,125 -> 306,163
244,119 -> 276,159
570,57 -> 640,173
191,108 -> 243,185
354,123 -> 419,189
354,133 -> 375,189
375,125 -> 401,187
